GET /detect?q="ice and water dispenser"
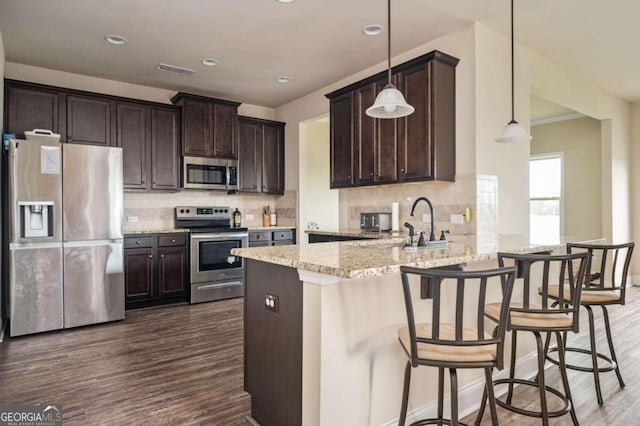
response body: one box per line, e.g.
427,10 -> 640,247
18,201 -> 54,238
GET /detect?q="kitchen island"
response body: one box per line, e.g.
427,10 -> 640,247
232,235 -> 591,426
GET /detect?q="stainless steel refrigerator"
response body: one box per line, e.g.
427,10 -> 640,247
8,139 -> 124,336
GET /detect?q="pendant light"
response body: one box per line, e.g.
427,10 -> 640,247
495,0 -> 532,143
365,0 -> 414,119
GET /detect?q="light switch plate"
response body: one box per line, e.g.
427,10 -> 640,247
127,216 -> 138,223
246,214 -> 254,221
451,214 -> 464,224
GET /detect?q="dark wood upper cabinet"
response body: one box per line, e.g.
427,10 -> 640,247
325,50 -> 458,188
238,116 -> 285,195
116,101 -> 150,190
213,103 -> 238,158
151,107 -> 180,190
67,95 -> 112,146
5,82 -> 64,139
261,123 -> 284,194
238,119 -> 261,193
329,92 -> 354,188
353,83 -> 376,186
171,92 -> 240,159
179,97 -> 211,157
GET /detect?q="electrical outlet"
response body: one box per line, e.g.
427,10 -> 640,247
265,293 -> 279,313
451,214 -> 464,224
127,216 -> 138,223
422,213 -> 430,223
246,214 -> 254,221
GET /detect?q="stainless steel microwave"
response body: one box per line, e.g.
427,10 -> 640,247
183,156 -> 238,190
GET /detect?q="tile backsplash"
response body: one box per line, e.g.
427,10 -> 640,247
124,190 -> 296,232
339,174 -> 484,236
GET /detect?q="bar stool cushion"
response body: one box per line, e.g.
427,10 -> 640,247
485,302 -> 573,329
545,285 -> 621,304
397,323 -> 496,362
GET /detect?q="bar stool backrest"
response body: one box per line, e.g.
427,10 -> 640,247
567,242 -> 634,305
497,251 -> 589,333
400,265 -> 517,369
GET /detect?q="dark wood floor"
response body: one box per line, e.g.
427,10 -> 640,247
465,285 -> 640,425
0,299 -> 251,425
2,288 -> 640,425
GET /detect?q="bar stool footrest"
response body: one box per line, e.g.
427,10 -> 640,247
408,420 -> 469,426
546,346 -> 617,373
493,378 -> 572,418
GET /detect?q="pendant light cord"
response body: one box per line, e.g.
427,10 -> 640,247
387,0 -> 392,86
510,0 -> 515,122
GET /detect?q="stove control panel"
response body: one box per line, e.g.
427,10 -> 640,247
176,206 -> 230,220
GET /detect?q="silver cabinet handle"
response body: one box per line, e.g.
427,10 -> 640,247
171,239 -> 176,243
148,254 -> 153,258
136,240 -> 141,245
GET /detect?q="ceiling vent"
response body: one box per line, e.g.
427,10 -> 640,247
157,63 -> 196,76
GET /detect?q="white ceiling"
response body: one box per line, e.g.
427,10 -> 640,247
1,0 -> 639,109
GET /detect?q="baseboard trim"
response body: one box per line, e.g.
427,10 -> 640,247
630,276 -> 640,286
383,349 -> 553,426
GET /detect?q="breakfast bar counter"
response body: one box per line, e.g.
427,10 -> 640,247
232,235 -> 596,426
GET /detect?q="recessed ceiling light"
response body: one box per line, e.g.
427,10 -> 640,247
362,25 -> 383,36
276,76 -> 291,84
105,35 -> 128,46
201,58 -> 219,67
276,0 -> 295,3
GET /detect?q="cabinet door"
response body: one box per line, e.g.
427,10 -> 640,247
238,119 -> 261,193
67,95 -> 112,146
116,102 -> 150,190
262,123 -> 284,194
124,248 -> 154,302
212,103 -> 238,159
182,98 -> 213,156
5,85 -> 63,138
151,107 -> 180,190
397,63 -> 432,181
430,59 -> 456,181
375,80 -> 399,184
157,247 -> 187,298
353,83 -> 376,186
329,92 -> 354,188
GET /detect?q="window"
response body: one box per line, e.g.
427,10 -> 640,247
530,153 -> 563,243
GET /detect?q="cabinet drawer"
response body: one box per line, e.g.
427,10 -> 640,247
125,236 -> 154,248
158,234 -> 186,247
272,230 -> 293,241
249,231 -> 271,242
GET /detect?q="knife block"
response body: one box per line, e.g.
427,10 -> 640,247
263,213 -> 270,227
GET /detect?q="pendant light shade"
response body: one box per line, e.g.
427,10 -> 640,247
366,0 -> 414,119
495,0 -> 531,143
366,84 -> 414,118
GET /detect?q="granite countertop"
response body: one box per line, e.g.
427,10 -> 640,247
249,226 -> 296,231
125,229 -> 190,235
231,234 -> 598,279
305,228 -> 407,239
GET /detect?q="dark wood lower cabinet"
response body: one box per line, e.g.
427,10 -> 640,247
124,233 -> 188,309
307,233 -> 372,243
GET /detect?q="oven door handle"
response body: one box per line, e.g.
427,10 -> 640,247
197,281 -> 242,291
191,233 -> 248,240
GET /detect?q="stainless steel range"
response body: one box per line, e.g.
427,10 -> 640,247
175,206 -> 248,303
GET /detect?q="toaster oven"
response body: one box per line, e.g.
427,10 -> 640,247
360,212 -> 391,232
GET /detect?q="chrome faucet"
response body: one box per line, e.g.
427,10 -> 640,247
410,197 -> 436,243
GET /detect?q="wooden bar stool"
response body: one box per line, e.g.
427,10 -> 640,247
545,242 -> 634,405
397,265 -> 517,426
476,251 -> 589,426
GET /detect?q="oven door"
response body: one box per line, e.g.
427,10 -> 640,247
190,232 -> 248,284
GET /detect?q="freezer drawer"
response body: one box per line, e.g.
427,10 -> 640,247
64,240 -> 125,328
10,245 -> 63,336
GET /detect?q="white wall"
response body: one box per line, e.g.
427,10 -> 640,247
5,62 -> 276,120
531,117 -> 602,240
298,120 -> 339,243
630,102 -> 640,283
